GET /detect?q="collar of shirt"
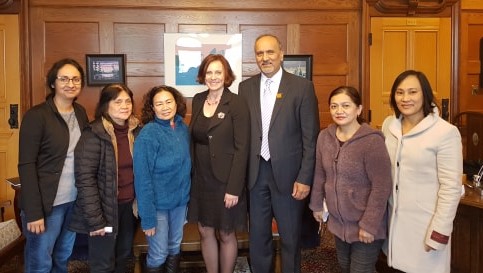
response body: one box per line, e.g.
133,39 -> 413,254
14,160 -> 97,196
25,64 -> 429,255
260,68 -> 283,99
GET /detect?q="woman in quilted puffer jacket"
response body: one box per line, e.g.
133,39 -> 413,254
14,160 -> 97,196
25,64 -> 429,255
70,83 -> 140,273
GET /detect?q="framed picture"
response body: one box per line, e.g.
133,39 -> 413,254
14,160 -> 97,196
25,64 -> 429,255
85,54 -> 126,86
283,54 -> 313,81
164,33 -> 242,97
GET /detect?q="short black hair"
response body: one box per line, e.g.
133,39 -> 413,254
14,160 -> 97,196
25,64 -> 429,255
45,58 -> 85,99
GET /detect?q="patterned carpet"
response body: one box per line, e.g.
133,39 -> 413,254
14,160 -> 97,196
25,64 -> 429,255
67,257 -> 251,273
67,225 -> 339,273
1,226 -> 340,273
301,229 -> 341,273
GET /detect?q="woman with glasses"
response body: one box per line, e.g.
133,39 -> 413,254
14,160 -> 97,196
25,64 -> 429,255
18,58 -> 89,272
309,86 -> 392,273
69,83 -> 140,272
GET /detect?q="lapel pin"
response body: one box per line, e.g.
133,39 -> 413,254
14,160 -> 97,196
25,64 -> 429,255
276,93 -> 283,99
217,112 -> 225,119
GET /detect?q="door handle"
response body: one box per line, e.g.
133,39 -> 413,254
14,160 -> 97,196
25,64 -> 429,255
8,104 -> 18,129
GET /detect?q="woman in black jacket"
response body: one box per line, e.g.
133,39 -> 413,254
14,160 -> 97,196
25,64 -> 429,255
70,83 -> 140,273
18,58 -> 89,273
188,54 -> 250,273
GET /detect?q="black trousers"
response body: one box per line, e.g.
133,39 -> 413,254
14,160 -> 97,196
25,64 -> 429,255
88,201 -> 137,273
249,159 -> 304,273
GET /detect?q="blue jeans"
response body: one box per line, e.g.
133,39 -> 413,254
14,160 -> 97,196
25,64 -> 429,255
334,236 -> 384,273
21,202 -> 76,273
145,205 -> 187,268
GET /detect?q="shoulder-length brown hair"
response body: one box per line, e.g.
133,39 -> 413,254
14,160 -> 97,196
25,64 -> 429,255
196,54 -> 236,87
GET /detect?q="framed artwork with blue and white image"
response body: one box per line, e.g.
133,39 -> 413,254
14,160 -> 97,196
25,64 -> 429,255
164,33 -> 242,97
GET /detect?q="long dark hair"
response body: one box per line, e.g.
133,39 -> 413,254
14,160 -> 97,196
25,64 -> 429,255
94,83 -> 134,121
140,85 -> 187,125
390,70 -> 436,118
45,58 -> 85,99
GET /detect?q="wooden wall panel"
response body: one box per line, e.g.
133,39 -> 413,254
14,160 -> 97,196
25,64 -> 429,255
27,3 -> 361,128
461,0 -> 483,10
45,22 -> 100,57
114,23 -> 165,62
297,11 -> 360,127
178,25 -> 227,34
240,25 -> 288,66
43,22 -> 101,116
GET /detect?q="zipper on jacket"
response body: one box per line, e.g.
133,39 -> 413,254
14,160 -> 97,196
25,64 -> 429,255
333,146 -> 347,241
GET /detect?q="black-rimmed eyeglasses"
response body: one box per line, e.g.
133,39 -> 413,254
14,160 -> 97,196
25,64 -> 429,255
57,76 -> 82,85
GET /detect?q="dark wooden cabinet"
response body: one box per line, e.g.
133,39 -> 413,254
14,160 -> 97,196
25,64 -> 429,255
451,187 -> 483,273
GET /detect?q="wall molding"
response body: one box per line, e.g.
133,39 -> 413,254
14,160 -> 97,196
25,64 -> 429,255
366,0 -> 459,15
0,0 -> 19,14
29,0 -> 361,11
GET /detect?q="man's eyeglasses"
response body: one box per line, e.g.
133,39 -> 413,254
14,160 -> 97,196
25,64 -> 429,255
57,76 -> 82,85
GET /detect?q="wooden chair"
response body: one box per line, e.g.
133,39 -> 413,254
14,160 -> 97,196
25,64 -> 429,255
132,222 -> 281,273
0,197 -> 25,270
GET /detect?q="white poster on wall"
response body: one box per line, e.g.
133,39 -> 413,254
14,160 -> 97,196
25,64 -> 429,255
164,33 -> 243,97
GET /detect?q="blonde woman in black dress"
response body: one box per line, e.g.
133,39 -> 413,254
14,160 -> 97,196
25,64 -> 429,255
188,54 -> 250,273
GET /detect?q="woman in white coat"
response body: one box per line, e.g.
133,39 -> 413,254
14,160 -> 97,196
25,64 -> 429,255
382,70 -> 462,273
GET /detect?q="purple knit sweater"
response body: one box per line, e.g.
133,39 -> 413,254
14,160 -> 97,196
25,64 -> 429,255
309,123 -> 392,243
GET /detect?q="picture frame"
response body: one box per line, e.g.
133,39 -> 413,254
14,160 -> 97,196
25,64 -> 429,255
85,54 -> 126,86
164,33 -> 242,97
283,54 -> 313,81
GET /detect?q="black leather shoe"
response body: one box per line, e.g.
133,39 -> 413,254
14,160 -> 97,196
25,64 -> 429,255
165,254 -> 180,273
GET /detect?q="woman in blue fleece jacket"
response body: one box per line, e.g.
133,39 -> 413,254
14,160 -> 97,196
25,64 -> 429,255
133,85 -> 191,273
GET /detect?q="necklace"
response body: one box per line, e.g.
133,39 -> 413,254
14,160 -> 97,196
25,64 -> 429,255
206,99 -> 219,106
206,95 -> 221,106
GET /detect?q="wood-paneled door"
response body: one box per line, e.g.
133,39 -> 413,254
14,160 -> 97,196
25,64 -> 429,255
0,15 -> 20,221
369,17 -> 451,129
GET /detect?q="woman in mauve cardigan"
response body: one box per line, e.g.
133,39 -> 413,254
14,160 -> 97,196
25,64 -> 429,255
309,86 -> 392,273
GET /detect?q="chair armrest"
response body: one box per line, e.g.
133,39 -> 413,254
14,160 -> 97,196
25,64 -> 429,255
0,235 -> 25,267
0,200 -> 12,222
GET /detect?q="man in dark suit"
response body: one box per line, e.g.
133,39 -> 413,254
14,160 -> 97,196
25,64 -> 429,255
238,34 -> 320,273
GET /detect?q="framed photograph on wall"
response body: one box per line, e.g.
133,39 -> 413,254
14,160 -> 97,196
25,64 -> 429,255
282,55 -> 313,81
164,33 -> 242,97
85,54 -> 126,86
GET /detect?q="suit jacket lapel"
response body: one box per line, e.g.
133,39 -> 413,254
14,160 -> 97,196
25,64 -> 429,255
250,75 -> 263,133
270,71 -> 290,127
189,91 -> 207,133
